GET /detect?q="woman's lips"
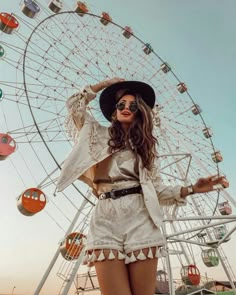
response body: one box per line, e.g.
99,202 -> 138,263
121,111 -> 131,116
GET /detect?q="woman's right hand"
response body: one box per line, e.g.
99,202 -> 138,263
91,77 -> 125,93
104,77 -> 125,87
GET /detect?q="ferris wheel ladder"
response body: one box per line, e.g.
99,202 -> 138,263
34,189 -> 95,295
160,124 -> 236,294
216,246 -> 236,286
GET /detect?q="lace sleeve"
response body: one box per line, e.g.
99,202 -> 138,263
64,85 -> 97,142
149,157 -> 186,206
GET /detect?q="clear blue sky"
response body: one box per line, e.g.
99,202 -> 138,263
1,1 -> 236,294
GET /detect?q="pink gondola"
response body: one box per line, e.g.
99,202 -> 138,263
0,133 -> 16,160
218,201 -> 232,215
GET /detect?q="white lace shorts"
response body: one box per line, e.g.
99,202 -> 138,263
83,192 -> 165,265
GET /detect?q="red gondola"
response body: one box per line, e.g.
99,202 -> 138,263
17,188 -> 46,216
100,12 -> 112,26
181,264 -> 201,285
0,13 -> 19,34
60,232 -> 86,260
0,133 -> 16,160
122,26 -> 133,39
218,201 -> 232,215
75,1 -> 89,16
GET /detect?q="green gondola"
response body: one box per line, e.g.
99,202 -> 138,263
0,45 -> 4,58
201,249 -> 219,267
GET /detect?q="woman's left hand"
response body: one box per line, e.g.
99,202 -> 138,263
193,175 -> 229,194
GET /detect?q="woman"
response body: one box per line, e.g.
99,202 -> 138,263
56,77 -> 229,295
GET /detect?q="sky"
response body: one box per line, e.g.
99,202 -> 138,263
1,0 -> 236,294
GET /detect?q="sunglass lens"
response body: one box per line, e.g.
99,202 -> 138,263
129,102 -> 138,112
116,102 -> 125,111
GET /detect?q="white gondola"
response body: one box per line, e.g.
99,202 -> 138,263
214,225 -> 229,240
211,151 -> 223,163
191,104 -> 202,115
142,43 -> 153,55
22,0 -> 40,18
160,62 -> 171,73
48,0 -> 63,13
177,82 -> 187,93
203,127 -> 213,138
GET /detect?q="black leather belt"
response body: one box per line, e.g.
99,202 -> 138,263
98,185 -> 142,200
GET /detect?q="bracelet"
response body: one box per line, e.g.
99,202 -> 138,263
102,80 -> 108,88
187,184 -> 195,195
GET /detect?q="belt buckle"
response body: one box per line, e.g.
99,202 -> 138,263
99,193 -> 106,200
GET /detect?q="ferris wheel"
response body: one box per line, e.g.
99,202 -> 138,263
1,1 -> 236,294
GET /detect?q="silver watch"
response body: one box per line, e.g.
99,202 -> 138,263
187,185 -> 194,195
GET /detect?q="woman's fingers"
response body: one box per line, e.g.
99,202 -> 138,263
106,77 -> 125,86
221,177 -> 229,188
195,175 -> 229,192
211,176 -> 229,189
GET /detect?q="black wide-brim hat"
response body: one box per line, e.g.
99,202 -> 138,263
99,81 -> 156,122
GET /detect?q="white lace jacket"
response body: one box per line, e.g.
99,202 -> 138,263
56,85 -> 187,228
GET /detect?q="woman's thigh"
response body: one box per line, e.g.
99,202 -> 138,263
94,250 -> 132,295
127,248 -> 158,295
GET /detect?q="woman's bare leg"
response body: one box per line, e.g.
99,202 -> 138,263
127,247 -> 158,295
94,250 -> 132,295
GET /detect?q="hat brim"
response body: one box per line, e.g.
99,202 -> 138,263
99,81 -> 156,122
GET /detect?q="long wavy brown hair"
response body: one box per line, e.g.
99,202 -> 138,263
108,90 -> 157,170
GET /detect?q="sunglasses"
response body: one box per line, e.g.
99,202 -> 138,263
116,101 -> 138,113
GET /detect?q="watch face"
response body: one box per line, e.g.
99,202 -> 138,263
187,186 -> 194,194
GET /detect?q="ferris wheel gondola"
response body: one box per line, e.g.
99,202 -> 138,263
0,133 -> 16,160
201,249 -> 219,267
181,264 -> 201,286
21,0 -> 40,19
17,188 -> 46,216
218,201 -> 232,215
60,232 -> 86,261
75,1 -> 89,16
48,0 -> 63,14
0,12 -> 19,34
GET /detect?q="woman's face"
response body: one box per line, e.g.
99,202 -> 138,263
116,94 -> 137,127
